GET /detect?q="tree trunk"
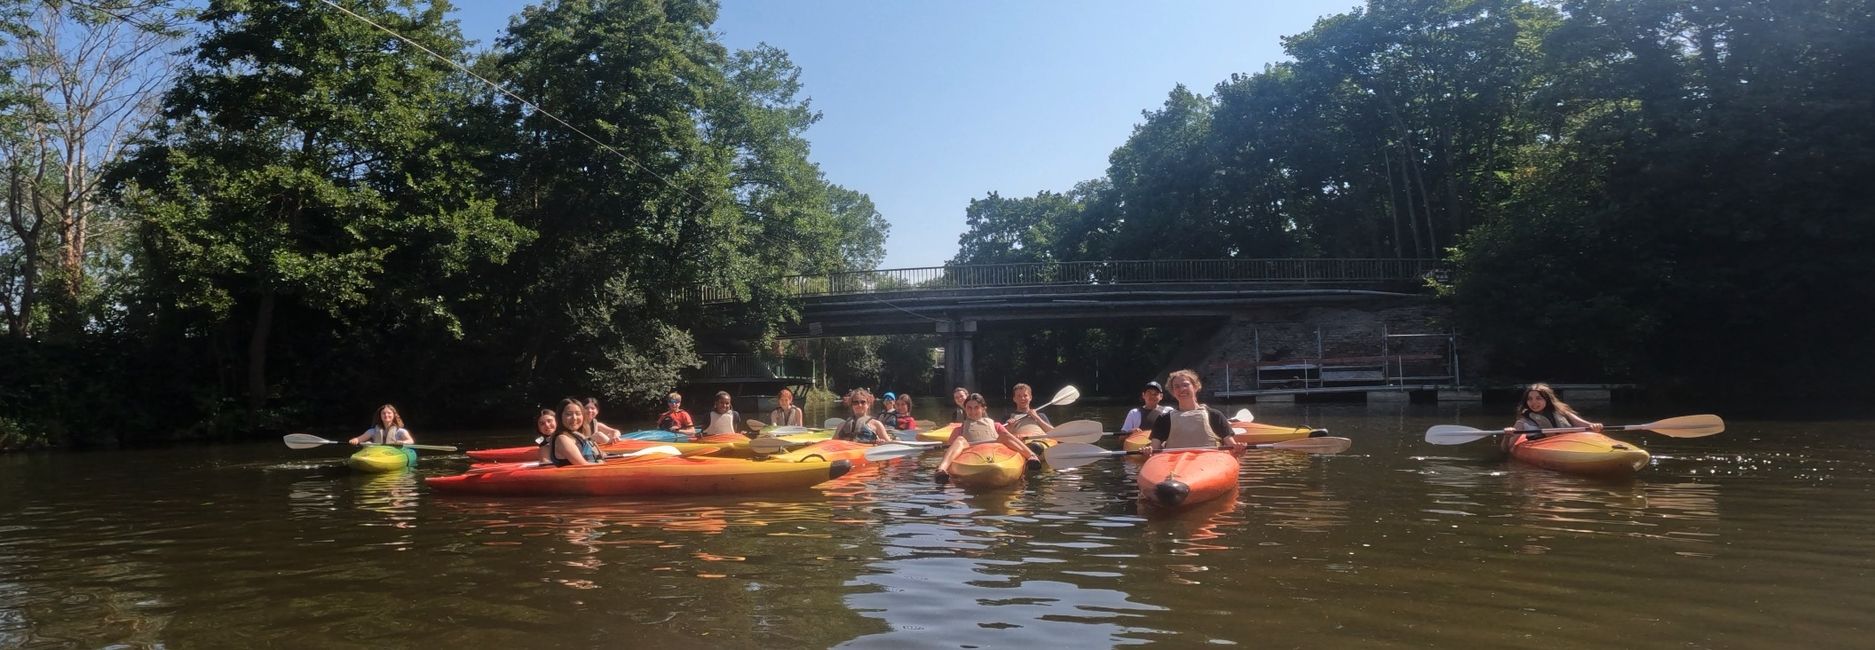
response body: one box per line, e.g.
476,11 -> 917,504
3,164 -> 41,338
1382,144 -> 1404,258
246,289 -> 277,413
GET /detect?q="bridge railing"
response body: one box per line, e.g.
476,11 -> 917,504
693,353 -> 813,381
699,258 -> 1441,303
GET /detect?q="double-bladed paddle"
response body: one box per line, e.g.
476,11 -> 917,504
1043,437 -> 1354,469
282,433 -> 457,452
860,440 -> 946,461
1422,414 -> 1725,445
1021,419 -> 1104,444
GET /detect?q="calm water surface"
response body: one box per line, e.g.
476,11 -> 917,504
3,402 -> 1873,648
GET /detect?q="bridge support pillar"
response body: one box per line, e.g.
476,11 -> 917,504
938,319 -> 978,392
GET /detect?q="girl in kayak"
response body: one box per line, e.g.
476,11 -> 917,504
545,398 -> 603,466
1148,370 -> 1238,453
1121,381 -> 1173,437
701,391 -> 745,437
938,392 -> 1041,483
833,388 -> 890,444
768,387 -> 804,427
891,393 -> 917,431
658,392 -> 696,436
584,397 -> 621,445
349,404 -> 414,446
1005,383 -> 1054,433
532,408 -> 559,465
1510,383 -> 1603,449
948,386 -> 969,423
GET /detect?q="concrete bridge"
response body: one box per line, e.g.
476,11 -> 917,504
700,258 -> 1445,390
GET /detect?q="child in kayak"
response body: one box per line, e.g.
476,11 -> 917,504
532,408 -> 559,465
1121,381 -> 1173,437
658,392 -> 696,437
948,386 -> 969,423
938,392 -> 1041,483
545,398 -> 603,466
1005,383 -> 1054,433
1510,383 -> 1603,450
891,393 -> 917,432
878,391 -> 901,431
1148,370 -> 1237,453
768,387 -> 804,427
349,404 -> 414,446
701,391 -> 745,437
585,397 -> 621,445
833,388 -> 891,444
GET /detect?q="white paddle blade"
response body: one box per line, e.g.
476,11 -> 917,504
620,445 -> 682,458
1042,441 -> 1125,469
283,433 -> 338,450
823,417 -> 845,429
746,419 -> 770,432
1636,414 -> 1726,437
863,443 -> 934,462
1047,385 -> 1081,408
916,419 -> 938,429
1423,424 -> 1500,445
1254,436 -> 1353,454
1037,420 -> 1104,443
748,437 -> 795,455
764,426 -> 814,436
1230,408 -> 1253,423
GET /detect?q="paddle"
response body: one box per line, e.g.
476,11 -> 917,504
823,417 -> 844,429
1044,438 -> 1353,469
1422,414 -> 1726,446
1228,408 -> 1253,423
747,419 -> 770,431
862,440 -> 946,461
1008,385 -> 1080,426
1021,419 -> 1104,444
282,433 -> 456,452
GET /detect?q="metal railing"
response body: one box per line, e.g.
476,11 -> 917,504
694,354 -> 813,381
697,258 -> 1441,303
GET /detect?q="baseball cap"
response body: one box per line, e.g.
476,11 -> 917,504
1143,381 -> 1164,393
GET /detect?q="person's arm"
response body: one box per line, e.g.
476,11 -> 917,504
392,428 -> 414,445
1121,409 -> 1142,435
1564,412 -> 1603,432
555,435 -> 596,466
1149,415 -> 1171,452
869,420 -> 891,442
1208,409 -> 1236,449
349,429 -> 370,445
993,423 -> 1039,462
538,441 -> 553,465
1032,410 -> 1054,433
676,412 -> 696,436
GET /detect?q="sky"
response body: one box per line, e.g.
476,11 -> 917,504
449,1 -> 1363,269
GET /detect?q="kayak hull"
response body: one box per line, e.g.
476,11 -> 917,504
1138,449 -> 1239,508
1123,422 -> 1319,451
467,438 -> 732,463
426,455 -> 852,496
917,423 -> 959,443
348,446 -> 416,473
947,443 -> 1025,490
1510,432 -> 1651,475
764,439 -> 873,466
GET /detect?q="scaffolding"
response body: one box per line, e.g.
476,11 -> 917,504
1218,325 -> 1458,395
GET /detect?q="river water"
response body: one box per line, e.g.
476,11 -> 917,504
2,402 -> 1871,648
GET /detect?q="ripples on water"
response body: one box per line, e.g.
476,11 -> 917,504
2,406 -> 1874,647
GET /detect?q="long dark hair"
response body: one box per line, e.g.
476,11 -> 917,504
556,398 -> 591,437
1515,383 -> 1580,423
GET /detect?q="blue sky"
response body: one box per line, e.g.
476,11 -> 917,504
450,1 -> 1362,268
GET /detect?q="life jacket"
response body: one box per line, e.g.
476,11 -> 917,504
361,426 -> 409,445
769,406 -> 803,427
837,415 -> 880,443
950,406 -> 967,424
704,410 -> 740,435
961,418 -> 1000,444
1137,405 -> 1171,431
1166,407 -> 1223,450
546,432 -> 600,467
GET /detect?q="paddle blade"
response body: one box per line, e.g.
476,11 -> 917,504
1039,420 -> 1104,443
763,425 -> 814,436
863,442 -> 937,462
746,419 -> 769,432
614,445 -> 682,459
916,419 -> 937,430
1423,424 -> 1500,445
283,433 -> 338,450
1635,414 -> 1725,438
749,437 -> 796,455
1230,408 -> 1253,423
823,417 -> 845,429
1043,441 -> 1126,470
1046,385 -> 1081,408
1253,436 -> 1353,454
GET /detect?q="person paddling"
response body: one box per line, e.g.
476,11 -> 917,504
1005,383 -> 1054,433
585,397 -> 621,445
701,391 -> 745,437
833,388 -> 890,444
658,392 -> 696,437
768,387 -> 805,428
1148,370 -> 1238,453
1122,381 -> 1173,438
937,392 -> 1041,484
349,404 -> 414,446
545,398 -> 603,466
1510,383 -> 1603,451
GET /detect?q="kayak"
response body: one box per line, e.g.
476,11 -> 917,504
348,446 -> 416,473
467,438 -> 734,464
1122,421 -> 1321,451
618,430 -> 689,442
917,423 -> 959,443
426,455 -> 852,496
762,439 -> 873,466
1024,435 -> 1060,458
1510,432 -> 1651,475
946,442 -> 1025,490
1138,449 -> 1240,508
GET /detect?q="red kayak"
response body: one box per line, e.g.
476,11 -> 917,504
1138,449 -> 1240,508
427,455 -> 851,496
466,437 -> 736,463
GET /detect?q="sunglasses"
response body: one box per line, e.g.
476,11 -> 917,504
848,400 -> 871,406
666,399 -> 681,404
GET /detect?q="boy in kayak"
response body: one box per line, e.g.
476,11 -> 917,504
658,392 -> 696,437
350,404 -> 414,446
1510,383 -> 1603,450
1005,383 -> 1054,433
878,391 -> 901,432
701,391 -> 745,437
1121,381 -> 1173,438
833,388 -> 891,444
768,387 -> 805,427
937,392 -> 1042,483
1148,370 -> 1238,453
584,397 -> 621,445
545,398 -> 603,466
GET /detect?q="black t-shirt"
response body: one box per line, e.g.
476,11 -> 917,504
950,406 -> 967,424
1149,406 -> 1234,445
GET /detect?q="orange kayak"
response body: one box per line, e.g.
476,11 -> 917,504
946,442 -> 1025,490
426,455 -> 851,496
466,437 -> 739,463
1138,449 -> 1240,508
1510,432 -> 1651,475
762,439 -> 873,466
1123,421 -> 1321,451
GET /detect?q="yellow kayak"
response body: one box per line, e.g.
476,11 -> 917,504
347,446 -> 416,473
